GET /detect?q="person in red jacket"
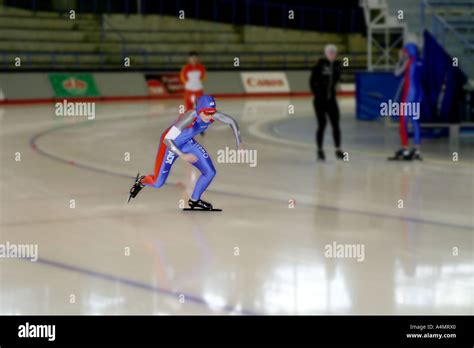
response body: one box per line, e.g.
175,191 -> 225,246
181,51 -> 206,112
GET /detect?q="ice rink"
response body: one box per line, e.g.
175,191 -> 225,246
0,97 -> 473,315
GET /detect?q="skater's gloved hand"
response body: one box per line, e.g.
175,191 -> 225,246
181,153 -> 198,164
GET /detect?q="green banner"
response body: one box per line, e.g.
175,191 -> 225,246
49,73 -> 100,97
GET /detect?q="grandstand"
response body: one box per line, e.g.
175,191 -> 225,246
0,1 -> 367,81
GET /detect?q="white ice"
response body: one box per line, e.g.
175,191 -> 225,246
0,97 -> 472,314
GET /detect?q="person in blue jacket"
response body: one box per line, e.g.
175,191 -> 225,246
388,42 -> 423,161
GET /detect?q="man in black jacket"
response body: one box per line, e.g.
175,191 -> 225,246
310,44 -> 345,161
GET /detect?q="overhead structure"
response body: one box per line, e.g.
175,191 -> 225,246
360,0 -> 406,71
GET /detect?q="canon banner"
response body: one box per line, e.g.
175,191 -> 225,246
240,72 -> 290,93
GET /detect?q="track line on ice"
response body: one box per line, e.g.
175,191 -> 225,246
29,114 -> 473,231
33,257 -> 256,315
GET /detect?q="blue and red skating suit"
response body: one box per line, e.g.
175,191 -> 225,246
140,109 -> 241,201
398,43 -> 423,146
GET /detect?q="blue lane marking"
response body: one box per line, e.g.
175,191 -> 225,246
33,257 -> 256,315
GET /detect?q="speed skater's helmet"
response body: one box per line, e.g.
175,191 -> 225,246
403,42 -> 420,60
196,95 -> 217,115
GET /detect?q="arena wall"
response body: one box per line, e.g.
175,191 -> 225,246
0,73 -> 52,100
0,71 -> 354,104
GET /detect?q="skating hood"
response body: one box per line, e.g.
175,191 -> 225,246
196,94 -> 217,114
403,43 -> 419,60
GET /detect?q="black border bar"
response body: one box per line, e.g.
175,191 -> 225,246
0,315 -> 472,346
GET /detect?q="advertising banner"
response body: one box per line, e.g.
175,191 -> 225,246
240,72 -> 290,93
49,73 -> 100,97
145,73 -> 184,96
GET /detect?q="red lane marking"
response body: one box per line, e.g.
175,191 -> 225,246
0,91 -> 354,105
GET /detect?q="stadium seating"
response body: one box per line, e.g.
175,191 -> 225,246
0,4 -> 367,80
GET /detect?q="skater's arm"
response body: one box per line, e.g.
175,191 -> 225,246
333,60 -> 342,84
309,63 -> 320,94
164,111 -> 196,157
213,112 -> 242,148
164,131 -> 185,157
200,64 -> 207,81
180,65 -> 188,84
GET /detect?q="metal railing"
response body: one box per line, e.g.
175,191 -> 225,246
0,50 -> 366,73
421,0 -> 474,78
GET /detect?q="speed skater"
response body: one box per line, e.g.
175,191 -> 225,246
128,95 -> 242,210
388,42 -> 423,161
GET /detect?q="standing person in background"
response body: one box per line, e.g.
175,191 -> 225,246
310,44 -> 345,161
181,52 -> 206,110
387,43 -> 423,161
181,51 -> 207,136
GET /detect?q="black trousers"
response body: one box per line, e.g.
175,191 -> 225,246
313,97 -> 341,150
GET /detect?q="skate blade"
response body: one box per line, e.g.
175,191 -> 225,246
183,208 -> 222,212
134,172 -> 141,183
127,172 -> 141,204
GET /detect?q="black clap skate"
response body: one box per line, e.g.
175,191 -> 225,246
387,148 -> 412,161
188,198 -> 213,210
409,148 -> 423,161
184,198 -> 222,212
335,149 -> 345,160
128,173 -> 145,203
317,150 -> 325,161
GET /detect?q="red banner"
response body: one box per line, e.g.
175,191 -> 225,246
145,73 -> 184,96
